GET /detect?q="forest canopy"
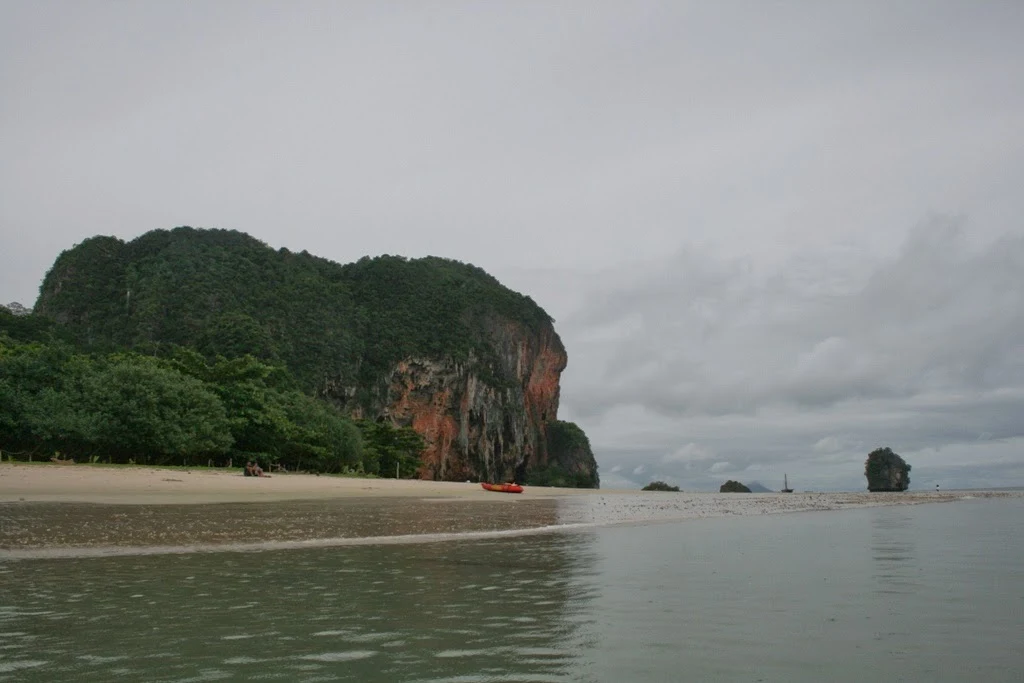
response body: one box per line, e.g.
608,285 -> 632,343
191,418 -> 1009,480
34,227 -> 553,394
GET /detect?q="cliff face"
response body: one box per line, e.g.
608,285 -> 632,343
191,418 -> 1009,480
340,319 -> 567,483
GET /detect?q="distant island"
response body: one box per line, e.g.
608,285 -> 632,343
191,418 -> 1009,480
865,447 -> 910,492
0,227 -> 598,487
642,481 -> 680,492
720,480 -> 752,493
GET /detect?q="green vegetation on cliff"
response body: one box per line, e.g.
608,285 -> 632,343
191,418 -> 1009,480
719,480 -> 751,493
35,227 -> 552,393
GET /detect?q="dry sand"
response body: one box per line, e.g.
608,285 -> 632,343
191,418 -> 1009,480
0,462 -> 590,504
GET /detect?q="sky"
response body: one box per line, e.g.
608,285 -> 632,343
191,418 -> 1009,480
2,1 -> 1023,491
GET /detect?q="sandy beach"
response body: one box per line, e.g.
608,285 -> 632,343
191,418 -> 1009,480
0,462 -> 589,505
2,463 -> 1020,556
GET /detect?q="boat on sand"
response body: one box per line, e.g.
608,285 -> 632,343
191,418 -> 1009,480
481,482 -> 524,494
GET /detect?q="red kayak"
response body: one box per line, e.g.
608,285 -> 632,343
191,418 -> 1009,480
481,482 -> 524,494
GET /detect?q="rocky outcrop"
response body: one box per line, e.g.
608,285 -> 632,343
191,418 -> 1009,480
539,420 -> 599,488
865,447 -> 911,491
720,480 -> 752,493
339,318 -> 568,484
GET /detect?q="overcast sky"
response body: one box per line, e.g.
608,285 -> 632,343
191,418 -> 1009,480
3,1 -> 1023,490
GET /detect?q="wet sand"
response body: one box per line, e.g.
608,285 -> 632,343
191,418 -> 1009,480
1,463 -> 1020,555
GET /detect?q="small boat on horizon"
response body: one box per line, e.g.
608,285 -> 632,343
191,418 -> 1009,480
481,482 -> 524,494
781,474 -> 793,493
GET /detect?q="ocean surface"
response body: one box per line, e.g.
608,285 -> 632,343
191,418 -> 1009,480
1,496 -> 1022,682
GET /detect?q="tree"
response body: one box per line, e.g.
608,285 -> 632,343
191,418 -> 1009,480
641,481 -> 680,492
170,350 -> 361,472
356,420 -> 425,477
864,447 -> 911,491
79,354 -> 233,464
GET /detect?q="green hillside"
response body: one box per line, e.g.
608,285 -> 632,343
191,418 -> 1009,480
36,227 -> 551,393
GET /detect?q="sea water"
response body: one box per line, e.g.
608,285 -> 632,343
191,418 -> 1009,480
0,497 -> 1021,682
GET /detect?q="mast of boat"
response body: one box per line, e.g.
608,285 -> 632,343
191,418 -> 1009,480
782,473 -> 793,493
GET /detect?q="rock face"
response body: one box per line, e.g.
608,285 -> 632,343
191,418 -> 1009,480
337,319 -> 570,484
865,447 -> 911,491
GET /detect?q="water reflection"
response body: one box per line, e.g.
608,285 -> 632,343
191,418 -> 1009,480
0,531 -> 600,682
870,508 -> 919,595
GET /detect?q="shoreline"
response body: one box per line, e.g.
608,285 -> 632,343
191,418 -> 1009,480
0,462 -> 596,504
4,462 -> 1014,505
2,463 -> 1021,557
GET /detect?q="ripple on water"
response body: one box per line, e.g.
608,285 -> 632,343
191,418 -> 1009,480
346,631 -> 402,643
0,660 -> 48,673
510,647 -> 568,657
223,656 -> 278,665
165,668 -> 233,681
434,649 -> 498,658
297,651 -> 378,662
77,654 -> 128,664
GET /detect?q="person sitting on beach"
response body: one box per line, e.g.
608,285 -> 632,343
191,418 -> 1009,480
244,461 -> 255,477
253,463 -> 264,477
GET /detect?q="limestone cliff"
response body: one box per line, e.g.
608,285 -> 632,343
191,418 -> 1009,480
338,318 -> 569,484
33,227 -> 600,486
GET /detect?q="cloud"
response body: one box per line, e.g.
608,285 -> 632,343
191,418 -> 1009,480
548,219 -> 1024,489
631,465 -> 647,476
813,437 -> 845,454
564,219 -> 1024,431
709,462 -> 734,474
661,442 -> 714,464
